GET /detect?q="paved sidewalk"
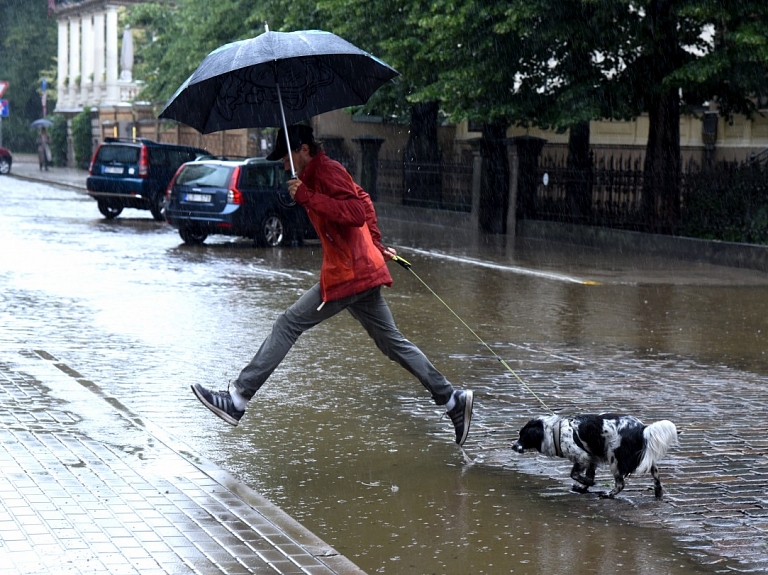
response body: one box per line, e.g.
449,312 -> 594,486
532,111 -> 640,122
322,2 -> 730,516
9,153 -> 88,191
0,349 -> 364,575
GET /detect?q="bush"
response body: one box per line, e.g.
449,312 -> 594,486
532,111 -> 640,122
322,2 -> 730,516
682,161 -> 768,244
71,107 -> 92,170
49,114 -> 68,167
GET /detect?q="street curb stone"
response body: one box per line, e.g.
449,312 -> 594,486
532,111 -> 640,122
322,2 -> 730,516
0,348 -> 365,575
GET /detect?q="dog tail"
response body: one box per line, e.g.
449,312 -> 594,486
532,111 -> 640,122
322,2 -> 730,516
637,420 -> 678,474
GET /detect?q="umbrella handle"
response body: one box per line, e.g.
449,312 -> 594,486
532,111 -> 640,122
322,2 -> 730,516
275,83 -> 297,179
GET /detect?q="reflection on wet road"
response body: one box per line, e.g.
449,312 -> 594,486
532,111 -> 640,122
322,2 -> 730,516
2,177 -> 767,573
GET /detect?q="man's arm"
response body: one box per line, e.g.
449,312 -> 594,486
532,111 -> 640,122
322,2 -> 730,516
292,163 -> 368,227
354,183 -> 389,254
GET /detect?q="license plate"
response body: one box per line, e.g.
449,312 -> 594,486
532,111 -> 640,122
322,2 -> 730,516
184,193 -> 211,202
104,166 -> 123,174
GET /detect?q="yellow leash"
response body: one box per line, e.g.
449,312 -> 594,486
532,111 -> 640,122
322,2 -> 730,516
391,254 -> 556,415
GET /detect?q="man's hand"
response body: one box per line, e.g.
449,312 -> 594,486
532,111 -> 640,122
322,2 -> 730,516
288,178 -> 303,199
383,247 -> 397,260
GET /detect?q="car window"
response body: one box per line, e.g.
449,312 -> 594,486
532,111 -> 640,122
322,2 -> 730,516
170,149 -> 200,166
176,164 -> 233,187
241,165 -> 276,188
96,145 -> 139,164
145,147 -> 190,168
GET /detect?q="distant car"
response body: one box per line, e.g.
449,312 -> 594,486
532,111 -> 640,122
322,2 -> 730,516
86,138 -> 208,221
165,157 -> 317,247
0,146 -> 12,175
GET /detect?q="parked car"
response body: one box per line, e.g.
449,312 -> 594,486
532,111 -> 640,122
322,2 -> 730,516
86,138 -> 208,221
165,157 -> 317,247
0,146 -> 12,175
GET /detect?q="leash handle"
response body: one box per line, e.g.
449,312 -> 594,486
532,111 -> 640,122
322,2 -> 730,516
391,254 -> 411,269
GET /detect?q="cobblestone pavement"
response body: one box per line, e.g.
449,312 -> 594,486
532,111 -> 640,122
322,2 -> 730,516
0,348 -> 364,575
407,344 -> 768,574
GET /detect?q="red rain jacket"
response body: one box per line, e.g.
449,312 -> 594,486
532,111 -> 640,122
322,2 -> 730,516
293,151 -> 393,302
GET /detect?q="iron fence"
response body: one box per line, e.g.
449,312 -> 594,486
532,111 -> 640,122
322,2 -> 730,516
534,152 -> 768,242
536,153 -> 648,230
372,148 -> 768,243
377,157 -> 473,212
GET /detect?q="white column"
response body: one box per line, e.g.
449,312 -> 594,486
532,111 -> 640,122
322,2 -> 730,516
81,14 -> 94,105
120,26 -> 133,82
93,11 -> 105,103
57,19 -> 69,109
105,6 -> 120,104
68,18 -> 80,106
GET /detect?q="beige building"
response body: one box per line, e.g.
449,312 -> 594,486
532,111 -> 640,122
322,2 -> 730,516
52,0 -> 144,163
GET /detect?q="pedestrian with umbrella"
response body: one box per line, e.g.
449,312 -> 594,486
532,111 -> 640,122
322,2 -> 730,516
35,126 -> 52,171
163,29 -> 473,446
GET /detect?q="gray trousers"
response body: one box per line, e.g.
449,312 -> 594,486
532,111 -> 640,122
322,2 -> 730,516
234,284 -> 454,406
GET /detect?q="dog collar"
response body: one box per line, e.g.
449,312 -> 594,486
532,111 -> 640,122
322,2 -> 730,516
552,419 -> 564,457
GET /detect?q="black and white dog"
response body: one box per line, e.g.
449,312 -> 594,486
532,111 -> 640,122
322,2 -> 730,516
512,414 -> 678,499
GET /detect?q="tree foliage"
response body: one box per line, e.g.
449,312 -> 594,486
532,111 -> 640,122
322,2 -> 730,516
412,0 -> 768,227
0,0 -> 57,151
127,0 -> 768,229
128,0 -> 269,105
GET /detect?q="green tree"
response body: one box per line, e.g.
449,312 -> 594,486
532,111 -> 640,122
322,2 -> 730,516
312,0 -> 445,206
132,0 -> 449,206
0,0 -> 57,151
589,0 -> 768,232
129,0 -> 266,106
414,0 -> 528,231
129,0 -> 768,235
418,0 -> 768,232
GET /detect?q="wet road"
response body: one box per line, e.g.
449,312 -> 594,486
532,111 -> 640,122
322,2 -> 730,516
2,176 -> 767,574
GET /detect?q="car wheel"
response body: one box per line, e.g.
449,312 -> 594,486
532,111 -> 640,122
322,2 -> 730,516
256,214 -> 285,247
179,227 -> 207,245
149,193 -> 165,221
97,201 -> 123,219
0,157 -> 10,175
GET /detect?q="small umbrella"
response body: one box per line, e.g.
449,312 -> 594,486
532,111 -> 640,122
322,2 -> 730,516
158,29 -> 398,177
31,118 -> 54,129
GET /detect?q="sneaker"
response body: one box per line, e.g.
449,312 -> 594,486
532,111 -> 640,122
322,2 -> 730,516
446,389 -> 473,446
191,384 -> 244,426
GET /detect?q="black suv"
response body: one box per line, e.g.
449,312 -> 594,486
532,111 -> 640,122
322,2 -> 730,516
86,138 -> 208,220
165,157 -> 316,247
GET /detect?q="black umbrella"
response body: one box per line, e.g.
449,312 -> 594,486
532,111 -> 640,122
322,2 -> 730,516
159,29 -> 398,176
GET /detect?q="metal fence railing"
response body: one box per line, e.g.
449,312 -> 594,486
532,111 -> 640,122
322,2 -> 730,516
377,157 -> 473,212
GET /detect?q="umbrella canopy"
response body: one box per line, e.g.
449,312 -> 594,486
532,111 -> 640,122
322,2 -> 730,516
30,118 -> 54,129
158,30 -> 398,135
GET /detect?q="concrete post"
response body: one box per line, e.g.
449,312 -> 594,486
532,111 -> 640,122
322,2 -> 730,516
507,136 -> 546,223
352,136 -> 385,201
470,150 -> 482,231
505,146 -> 520,238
